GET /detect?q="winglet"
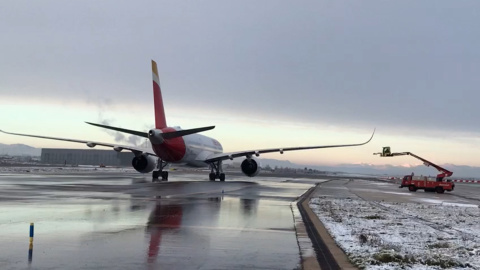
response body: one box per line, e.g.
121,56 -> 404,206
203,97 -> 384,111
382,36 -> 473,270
366,128 -> 376,144
152,60 -> 167,129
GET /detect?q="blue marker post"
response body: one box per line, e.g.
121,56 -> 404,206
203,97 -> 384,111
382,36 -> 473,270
29,223 -> 34,243
28,223 -> 34,263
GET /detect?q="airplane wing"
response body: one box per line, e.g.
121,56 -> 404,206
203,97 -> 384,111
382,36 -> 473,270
204,129 -> 375,163
0,129 -> 156,156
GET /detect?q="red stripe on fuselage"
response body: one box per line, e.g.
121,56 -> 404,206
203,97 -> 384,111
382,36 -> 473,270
152,127 -> 186,162
153,81 -> 167,129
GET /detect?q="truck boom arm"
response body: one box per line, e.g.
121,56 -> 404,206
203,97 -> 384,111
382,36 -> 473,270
374,147 -> 453,177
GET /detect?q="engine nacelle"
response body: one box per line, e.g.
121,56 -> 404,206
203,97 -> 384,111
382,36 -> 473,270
240,158 -> 261,177
132,154 -> 157,173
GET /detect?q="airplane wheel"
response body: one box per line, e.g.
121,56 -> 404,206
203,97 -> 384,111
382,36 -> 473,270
219,173 -> 225,182
152,171 -> 161,182
161,171 -> 168,181
209,173 -> 216,181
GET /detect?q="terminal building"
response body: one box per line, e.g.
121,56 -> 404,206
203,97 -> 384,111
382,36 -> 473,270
41,148 -> 134,166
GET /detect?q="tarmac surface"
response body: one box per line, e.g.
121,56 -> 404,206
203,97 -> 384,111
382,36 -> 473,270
0,171 -> 324,270
3,169 -> 480,270
313,178 -> 480,206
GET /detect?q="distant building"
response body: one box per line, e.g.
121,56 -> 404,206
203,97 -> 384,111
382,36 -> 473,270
41,148 -> 134,166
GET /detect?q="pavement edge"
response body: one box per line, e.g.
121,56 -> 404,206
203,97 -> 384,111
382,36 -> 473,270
298,182 -> 357,270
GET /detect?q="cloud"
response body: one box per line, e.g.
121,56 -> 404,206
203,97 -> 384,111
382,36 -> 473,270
1,1 -> 480,138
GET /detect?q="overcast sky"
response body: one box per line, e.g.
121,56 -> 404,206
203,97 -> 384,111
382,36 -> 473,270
1,1 -> 480,168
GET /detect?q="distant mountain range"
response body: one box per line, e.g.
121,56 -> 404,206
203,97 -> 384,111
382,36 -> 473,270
0,143 -> 41,156
1,143 -> 480,178
253,159 -> 480,179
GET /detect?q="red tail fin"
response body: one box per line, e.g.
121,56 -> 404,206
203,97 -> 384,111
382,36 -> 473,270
152,60 -> 167,129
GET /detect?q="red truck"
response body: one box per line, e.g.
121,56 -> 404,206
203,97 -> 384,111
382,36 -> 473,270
375,147 -> 455,194
400,174 -> 454,193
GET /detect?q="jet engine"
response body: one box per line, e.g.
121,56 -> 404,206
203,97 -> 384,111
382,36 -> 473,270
132,154 -> 157,173
240,158 -> 261,177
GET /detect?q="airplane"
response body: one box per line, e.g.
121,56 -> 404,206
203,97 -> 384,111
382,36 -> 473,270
0,60 -> 375,182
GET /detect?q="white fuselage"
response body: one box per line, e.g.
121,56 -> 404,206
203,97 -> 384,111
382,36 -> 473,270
181,133 -> 223,167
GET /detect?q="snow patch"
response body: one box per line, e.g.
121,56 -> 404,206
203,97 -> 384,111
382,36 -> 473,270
310,197 -> 480,269
417,198 -> 445,204
379,191 -> 412,196
442,202 -> 479,208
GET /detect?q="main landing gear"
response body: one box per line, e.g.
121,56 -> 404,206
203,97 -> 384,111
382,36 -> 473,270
209,161 -> 225,181
152,159 -> 169,182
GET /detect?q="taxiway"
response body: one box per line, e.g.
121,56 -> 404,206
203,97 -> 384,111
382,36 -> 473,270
0,171 -> 323,270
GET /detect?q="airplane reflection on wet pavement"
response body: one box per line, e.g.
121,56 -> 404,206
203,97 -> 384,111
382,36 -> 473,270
0,172 -> 317,270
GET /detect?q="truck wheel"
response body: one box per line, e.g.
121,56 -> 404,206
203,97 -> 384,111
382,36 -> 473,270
435,187 -> 445,194
408,185 -> 417,192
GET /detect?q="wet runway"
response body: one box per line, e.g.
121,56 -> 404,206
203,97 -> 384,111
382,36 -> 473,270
0,171 -> 323,270
313,178 -> 480,206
